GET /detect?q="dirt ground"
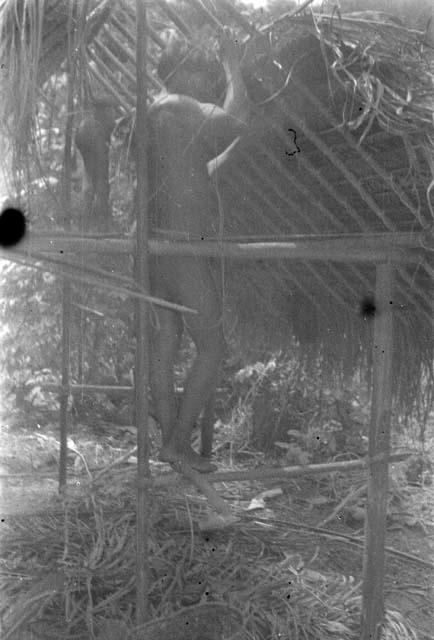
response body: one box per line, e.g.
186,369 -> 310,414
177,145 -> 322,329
1,420 -> 433,639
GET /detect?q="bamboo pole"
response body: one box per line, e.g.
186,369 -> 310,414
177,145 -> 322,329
15,233 -> 418,262
0,452 -> 410,485
149,452 -> 410,486
59,290 -> 71,490
361,262 -> 394,640
134,0 -> 151,626
42,383 -> 134,396
58,5 -> 77,490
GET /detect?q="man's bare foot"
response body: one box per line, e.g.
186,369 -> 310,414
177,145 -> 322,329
159,445 -> 217,473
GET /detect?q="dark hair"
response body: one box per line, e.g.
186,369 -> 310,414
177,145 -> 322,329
157,33 -> 220,84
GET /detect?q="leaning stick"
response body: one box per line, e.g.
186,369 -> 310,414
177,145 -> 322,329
171,461 -> 234,518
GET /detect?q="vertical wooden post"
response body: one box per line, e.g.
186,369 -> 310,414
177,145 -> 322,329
59,3 -> 77,490
361,261 -> 394,639
59,282 -> 71,490
135,0 -> 151,627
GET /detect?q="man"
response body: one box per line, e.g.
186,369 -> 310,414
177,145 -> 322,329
75,96 -> 117,232
147,31 -> 249,472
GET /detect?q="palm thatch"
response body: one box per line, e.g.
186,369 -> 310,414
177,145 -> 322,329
1,0 -> 433,411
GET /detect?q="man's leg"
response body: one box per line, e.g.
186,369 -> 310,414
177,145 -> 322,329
150,305 -> 183,448
200,391 -> 217,459
158,257 -> 225,472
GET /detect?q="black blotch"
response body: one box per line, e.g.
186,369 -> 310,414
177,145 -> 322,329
360,297 -> 376,319
285,128 -> 300,158
0,207 -> 26,247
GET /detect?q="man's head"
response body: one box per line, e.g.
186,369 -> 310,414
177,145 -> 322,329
157,33 -> 224,103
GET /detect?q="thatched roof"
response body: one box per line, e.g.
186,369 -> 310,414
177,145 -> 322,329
1,0 -> 434,410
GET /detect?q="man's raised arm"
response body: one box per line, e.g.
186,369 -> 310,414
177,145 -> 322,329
198,31 -> 250,151
220,31 -> 250,128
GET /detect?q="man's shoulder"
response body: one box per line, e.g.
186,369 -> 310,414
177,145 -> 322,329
149,92 -> 201,117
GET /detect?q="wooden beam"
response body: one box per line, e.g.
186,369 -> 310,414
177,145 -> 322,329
134,0 -> 151,626
58,6 -> 77,490
150,452 -> 409,486
41,383 -> 134,396
0,453 -> 410,484
361,262 -> 394,640
13,232 -> 422,263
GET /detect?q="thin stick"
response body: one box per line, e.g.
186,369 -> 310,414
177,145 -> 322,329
172,461 -> 233,517
7,249 -> 197,314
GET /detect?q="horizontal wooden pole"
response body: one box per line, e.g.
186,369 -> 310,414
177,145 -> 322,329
41,383 -> 134,395
150,452 -> 410,486
11,231 -> 422,263
39,383 -> 185,398
0,453 -> 409,484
